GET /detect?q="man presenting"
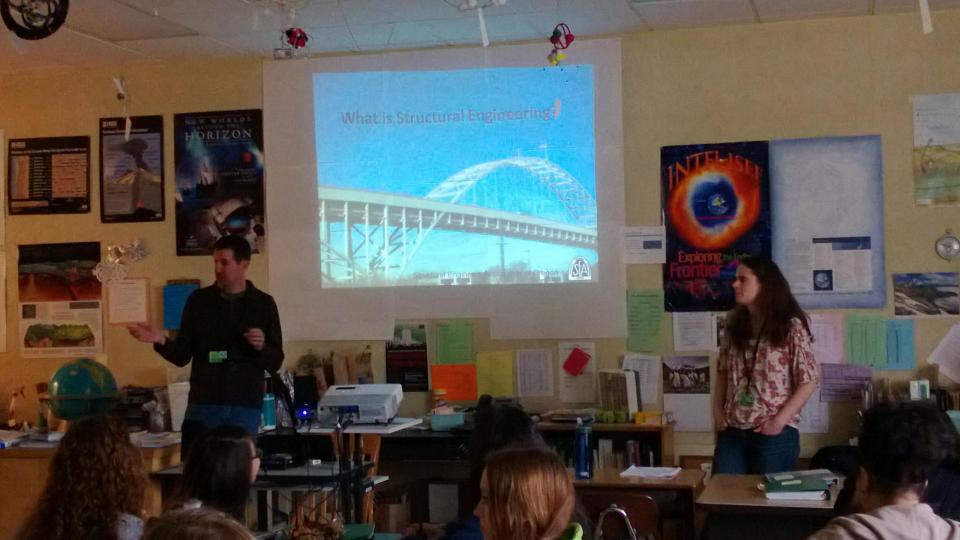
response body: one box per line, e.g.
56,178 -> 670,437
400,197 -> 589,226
128,235 -> 283,456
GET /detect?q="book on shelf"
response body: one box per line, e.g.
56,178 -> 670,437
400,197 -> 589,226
597,369 -> 641,415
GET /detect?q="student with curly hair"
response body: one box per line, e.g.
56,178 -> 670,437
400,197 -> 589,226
144,507 -> 254,540
809,402 -> 960,539
171,425 -> 259,521
713,255 -> 819,474
15,415 -> 147,540
474,447 -> 580,540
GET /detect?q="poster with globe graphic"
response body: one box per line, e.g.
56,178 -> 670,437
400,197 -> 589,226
661,142 -> 771,312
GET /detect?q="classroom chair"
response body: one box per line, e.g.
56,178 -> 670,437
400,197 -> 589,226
578,490 -> 660,540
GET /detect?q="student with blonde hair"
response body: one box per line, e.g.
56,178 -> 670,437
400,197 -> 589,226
474,447 -> 581,540
144,507 -> 254,540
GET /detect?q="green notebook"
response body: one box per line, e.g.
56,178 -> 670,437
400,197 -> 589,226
342,523 -> 375,540
762,469 -> 838,500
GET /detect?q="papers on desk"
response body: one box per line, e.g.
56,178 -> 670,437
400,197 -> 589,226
130,431 -> 181,448
0,430 -> 26,449
619,465 -> 681,479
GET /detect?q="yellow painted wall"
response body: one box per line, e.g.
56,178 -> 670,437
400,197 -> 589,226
1,9 -> 959,462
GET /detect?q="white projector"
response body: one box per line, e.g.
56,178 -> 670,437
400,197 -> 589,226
318,384 -> 403,424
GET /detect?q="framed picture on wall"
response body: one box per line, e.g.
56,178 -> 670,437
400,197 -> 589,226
7,136 -> 90,214
99,116 -> 165,223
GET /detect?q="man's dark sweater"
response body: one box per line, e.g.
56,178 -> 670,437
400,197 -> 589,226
155,281 -> 284,409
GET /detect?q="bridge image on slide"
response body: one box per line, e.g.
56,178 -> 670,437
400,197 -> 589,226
319,156 -> 598,286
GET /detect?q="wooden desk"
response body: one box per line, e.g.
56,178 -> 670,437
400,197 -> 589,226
0,443 -> 180,534
575,468 -> 704,540
696,474 -> 839,540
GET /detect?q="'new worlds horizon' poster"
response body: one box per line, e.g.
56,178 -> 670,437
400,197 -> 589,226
661,141 -> 771,312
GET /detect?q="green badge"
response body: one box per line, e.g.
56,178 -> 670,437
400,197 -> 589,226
208,350 -> 228,364
738,392 -> 756,407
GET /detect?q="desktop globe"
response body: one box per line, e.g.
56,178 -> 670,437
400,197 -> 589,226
48,358 -> 120,420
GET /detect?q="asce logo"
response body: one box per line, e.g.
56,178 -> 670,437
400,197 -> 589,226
568,256 -> 592,281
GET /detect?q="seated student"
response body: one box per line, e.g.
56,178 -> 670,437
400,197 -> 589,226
809,402 -> 960,540
15,415 -> 147,540
405,397 -> 546,540
171,425 -> 260,521
143,507 -> 254,540
474,447 -> 581,540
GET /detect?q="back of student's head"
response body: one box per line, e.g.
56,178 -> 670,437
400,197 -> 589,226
175,425 -> 255,520
467,397 -> 545,509
16,414 -> 146,540
859,401 -> 958,496
144,508 -> 254,540
478,447 -> 574,540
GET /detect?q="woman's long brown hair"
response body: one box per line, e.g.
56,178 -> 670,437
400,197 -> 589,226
726,255 -> 811,351
16,415 -> 146,540
482,447 -> 574,540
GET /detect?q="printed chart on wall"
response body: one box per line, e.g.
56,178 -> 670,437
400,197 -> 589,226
99,116 -> 164,223
771,136 -> 884,309
661,142 -> 771,311
18,242 -> 103,358
7,136 -> 90,214
174,110 -> 265,255
913,93 -> 960,206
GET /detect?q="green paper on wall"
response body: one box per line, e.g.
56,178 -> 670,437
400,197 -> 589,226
627,290 -> 663,352
845,314 -> 886,368
476,351 -> 514,397
436,322 -> 474,364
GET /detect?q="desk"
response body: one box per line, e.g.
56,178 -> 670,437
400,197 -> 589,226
575,468 -> 704,540
696,474 -> 839,540
0,442 -> 180,534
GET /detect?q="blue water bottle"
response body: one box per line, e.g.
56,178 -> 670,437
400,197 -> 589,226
574,418 -> 593,480
261,393 -> 277,430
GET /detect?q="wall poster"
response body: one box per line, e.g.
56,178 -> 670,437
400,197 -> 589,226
99,116 -> 164,222
174,109 -> 265,255
8,136 -> 90,214
18,242 -> 103,358
661,142 -> 771,312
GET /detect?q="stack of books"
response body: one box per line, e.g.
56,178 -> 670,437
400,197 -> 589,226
761,469 -> 842,501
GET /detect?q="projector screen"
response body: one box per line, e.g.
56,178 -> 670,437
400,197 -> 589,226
264,40 -> 625,340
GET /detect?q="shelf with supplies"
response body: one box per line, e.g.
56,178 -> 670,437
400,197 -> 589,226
536,422 -> 674,468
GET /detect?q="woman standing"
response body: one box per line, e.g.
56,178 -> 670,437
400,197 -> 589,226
712,256 -> 819,474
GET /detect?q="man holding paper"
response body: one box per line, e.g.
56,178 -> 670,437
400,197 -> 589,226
127,235 -> 284,456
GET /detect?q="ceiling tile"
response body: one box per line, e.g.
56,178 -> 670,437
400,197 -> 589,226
68,0 -> 197,41
875,0 -> 960,12
118,35 -> 245,58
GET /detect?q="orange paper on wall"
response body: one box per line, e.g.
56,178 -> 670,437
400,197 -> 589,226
431,364 -> 478,402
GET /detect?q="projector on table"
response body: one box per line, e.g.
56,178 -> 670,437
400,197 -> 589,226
318,384 -> 403,424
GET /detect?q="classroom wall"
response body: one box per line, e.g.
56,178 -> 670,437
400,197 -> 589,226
1,9 -> 959,461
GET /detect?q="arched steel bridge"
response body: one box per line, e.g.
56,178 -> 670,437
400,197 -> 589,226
319,157 -> 597,283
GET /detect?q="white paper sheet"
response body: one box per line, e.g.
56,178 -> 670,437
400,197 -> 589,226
559,342 -> 596,403
515,348 -> 554,397
928,323 -> 960,384
623,226 -> 666,264
797,389 -> 829,434
106,278 -> 149,324
622,353 -> 661,405
809,313 -> 845,364
672,312 -> 716,352
663,393 -> 712,432
914,94 -> 960,146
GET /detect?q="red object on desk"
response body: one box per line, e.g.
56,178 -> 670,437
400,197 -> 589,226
563,347 -> 591,376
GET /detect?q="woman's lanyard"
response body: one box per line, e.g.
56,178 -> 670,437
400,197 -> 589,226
738,320 -> 766,407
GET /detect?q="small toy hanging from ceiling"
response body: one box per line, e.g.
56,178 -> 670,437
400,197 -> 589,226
547,22 -> 574,66
1,0 -> 69,40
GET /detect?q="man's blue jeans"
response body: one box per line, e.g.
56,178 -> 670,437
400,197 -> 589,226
712,426 -> 800,474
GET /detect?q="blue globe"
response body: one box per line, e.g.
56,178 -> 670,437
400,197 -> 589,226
48,358 -> 120,420
707,193 -> 729,216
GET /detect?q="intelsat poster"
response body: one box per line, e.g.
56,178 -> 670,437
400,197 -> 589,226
313,66 -> 597,287
661,142 -> 771,312
174,110 -> 265,256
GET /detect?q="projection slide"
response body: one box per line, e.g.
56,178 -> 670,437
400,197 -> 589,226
313,67 -> 597,288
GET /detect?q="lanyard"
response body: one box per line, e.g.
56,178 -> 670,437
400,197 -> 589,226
741,320 -> 766,391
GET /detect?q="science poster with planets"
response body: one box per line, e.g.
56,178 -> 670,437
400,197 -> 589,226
661,141 -> 771,312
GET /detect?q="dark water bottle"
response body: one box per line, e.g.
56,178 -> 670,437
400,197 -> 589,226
574,419 -> 593,479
